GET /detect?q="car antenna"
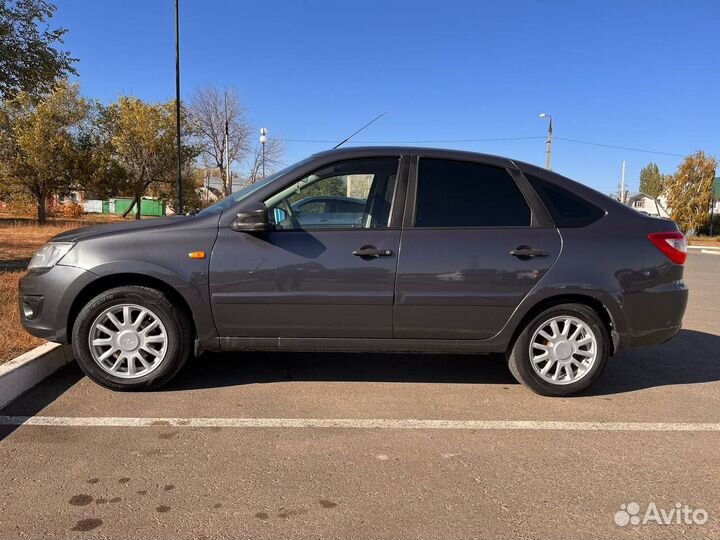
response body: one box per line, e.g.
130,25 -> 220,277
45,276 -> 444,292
333,112 -> 387,149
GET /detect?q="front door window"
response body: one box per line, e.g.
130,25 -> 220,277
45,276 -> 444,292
265,158 -> 399,230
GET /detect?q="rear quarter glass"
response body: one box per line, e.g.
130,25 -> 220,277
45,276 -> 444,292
524,173 -> 605,228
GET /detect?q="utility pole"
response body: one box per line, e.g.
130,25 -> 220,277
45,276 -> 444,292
174,0 -> 183,214
260,127 -> 268,178
539,113 -> 553,169
620,160 -> 626,204
205,169 -> 210,203
224,91 -> 231,194
710,192 -> 716,236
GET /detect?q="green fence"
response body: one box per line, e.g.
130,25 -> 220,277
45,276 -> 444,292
103,198 -> 166,216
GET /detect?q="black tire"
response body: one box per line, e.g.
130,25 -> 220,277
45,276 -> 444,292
71,286 -> 192,391
507,303 -> 610,396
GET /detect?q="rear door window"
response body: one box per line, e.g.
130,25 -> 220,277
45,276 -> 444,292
414,158 -> 531,227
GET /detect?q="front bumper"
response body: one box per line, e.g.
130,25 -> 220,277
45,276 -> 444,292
19,265 -> 98,343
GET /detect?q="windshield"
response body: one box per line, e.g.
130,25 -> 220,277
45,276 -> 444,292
196,157 -> 314,217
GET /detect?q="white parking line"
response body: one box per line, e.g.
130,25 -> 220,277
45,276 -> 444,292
1,416 -> 720,432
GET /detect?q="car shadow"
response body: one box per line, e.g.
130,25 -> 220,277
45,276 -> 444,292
167,351 -> 517,390
165,329 -> 720,395
583,328 -> 720,396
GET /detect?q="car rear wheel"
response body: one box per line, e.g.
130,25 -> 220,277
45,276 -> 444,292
507,303 -> 609,396
72,286 -> 192,391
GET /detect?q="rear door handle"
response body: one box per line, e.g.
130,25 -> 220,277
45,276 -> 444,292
510,246 -> 548,259
353,245 -> 393,258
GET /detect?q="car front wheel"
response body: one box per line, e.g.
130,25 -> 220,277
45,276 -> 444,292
72,286 -> 192,391
507,303 -> 610,396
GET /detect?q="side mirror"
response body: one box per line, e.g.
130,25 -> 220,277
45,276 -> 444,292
230,203 -> 269,232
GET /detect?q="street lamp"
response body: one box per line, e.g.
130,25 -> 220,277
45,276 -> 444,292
174,0 -> 183,213
259,127 -> 268,178
539,113 -> 553,170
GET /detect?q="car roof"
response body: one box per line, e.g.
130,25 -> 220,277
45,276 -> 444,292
312,145 -> 514,165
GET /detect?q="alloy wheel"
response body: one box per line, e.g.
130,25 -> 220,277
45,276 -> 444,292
88,303 -> 168,379
529,315 -> 598,385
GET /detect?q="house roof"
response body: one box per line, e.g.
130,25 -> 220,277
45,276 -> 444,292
626,192 -> 656,203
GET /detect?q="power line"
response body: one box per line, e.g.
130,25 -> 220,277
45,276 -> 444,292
275,135 -> 687,157
279,136 -> 546,144
553,137 -> 685,158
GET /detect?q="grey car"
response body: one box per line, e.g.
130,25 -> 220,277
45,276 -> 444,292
19,147 -> 689,396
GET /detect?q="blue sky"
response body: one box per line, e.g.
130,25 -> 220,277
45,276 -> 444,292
53,0 -> 719,193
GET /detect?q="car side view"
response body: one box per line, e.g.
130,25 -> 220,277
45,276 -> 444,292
19,147 -> 689,396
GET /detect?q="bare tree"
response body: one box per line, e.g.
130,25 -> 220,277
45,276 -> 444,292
188,86 -> 250,196
246,138 -> 284,184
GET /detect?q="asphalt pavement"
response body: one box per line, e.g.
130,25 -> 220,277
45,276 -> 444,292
1,252 -> 719,539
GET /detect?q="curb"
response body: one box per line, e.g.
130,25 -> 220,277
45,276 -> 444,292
688,245 -> 720,251
0,343 -> 74,409
701,249 -> 720,255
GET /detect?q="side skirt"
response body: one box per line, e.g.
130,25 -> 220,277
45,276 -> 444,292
212,337 -> 506,355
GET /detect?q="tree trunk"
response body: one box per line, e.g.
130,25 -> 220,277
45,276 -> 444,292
219,165 -> 229,197
134,193 -> 142,220
37,191 -> 47,225
122,198 -> 136,218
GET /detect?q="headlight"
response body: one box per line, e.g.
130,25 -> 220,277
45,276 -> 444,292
27,242 -> 75,270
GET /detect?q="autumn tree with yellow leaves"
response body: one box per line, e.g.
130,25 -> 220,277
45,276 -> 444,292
0,81 -> 88,223
666,151 -> 717,234
100,96 -> 198,218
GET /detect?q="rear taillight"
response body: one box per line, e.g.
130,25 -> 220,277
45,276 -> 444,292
648,231 -> 687,264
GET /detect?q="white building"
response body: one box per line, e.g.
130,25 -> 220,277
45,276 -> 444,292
626,192 -> 670,218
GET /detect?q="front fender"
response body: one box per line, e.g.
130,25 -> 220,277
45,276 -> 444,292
70,260 -> 216,343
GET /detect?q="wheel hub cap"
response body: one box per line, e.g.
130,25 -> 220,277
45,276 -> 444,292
117,330 -> 140,352
554,341 -> 573,360
88,303 -> 168,379
529,315 -> 598,386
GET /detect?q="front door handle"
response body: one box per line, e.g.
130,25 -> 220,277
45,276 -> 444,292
353,245 -> 393,259
510,246 -> 548,259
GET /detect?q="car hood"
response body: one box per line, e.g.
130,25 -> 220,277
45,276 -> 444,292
51,216 -> 190,243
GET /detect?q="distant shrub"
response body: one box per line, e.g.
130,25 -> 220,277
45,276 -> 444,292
58,202 -> 84,219
4,198 -> 37,216
695,213 -> 720,236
